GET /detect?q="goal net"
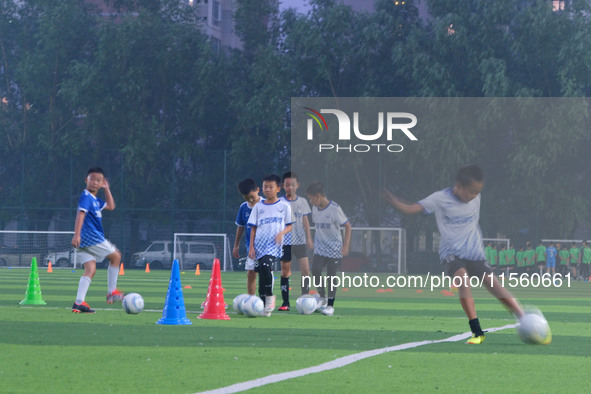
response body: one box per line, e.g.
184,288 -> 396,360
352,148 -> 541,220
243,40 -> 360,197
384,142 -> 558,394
310,227 -> 407,274
173,233 -> 233,271
0,230 -> 75,268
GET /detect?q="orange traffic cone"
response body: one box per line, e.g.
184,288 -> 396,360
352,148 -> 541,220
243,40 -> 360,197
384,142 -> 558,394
195,264 -> 200,276
47,261 -> 53,273
145,262 -> 150,273
119,262 -> 125,276
198,259 -> 230,320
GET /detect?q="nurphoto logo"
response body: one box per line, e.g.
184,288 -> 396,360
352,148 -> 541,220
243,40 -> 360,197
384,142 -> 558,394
304,107 -> 418,153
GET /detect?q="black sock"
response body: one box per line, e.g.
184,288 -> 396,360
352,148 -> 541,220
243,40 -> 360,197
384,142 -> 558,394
469,318 -> 484,336
281,277 -> 290,306
328,297 -> 335,307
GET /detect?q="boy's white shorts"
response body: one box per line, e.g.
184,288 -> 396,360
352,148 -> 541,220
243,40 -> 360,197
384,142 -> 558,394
76,240 -> 117,265
244,257 -> 256,271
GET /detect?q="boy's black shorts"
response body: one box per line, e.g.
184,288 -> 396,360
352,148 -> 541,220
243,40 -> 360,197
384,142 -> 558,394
254,255 -> 279,272
281,244 -> 307,262
443,256 -> 493,278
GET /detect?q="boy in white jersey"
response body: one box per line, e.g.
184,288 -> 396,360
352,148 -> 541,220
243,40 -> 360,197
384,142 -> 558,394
306,182 -> 351,316
233,178 -> 263,295
383,164 -> 524,344
71,167 -> 124,313
248,174 -> 293,316
278,172 -> 313,311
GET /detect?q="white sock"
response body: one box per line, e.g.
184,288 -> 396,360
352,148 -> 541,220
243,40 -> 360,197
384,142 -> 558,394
76,276 -> 92,304
107,264 -> 119,294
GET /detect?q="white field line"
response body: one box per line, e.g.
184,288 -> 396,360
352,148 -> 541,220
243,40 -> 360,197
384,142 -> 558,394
197,323 -> 518,394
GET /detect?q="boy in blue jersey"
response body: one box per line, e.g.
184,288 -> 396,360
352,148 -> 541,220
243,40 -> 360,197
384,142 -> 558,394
232,178 -> 263,295
306,182 -> 351,317
383,164 -> 524,344
71,167 -> 123,313
248,174 -> 293,317
545,242 -> 557,275
278,172 -> 313,311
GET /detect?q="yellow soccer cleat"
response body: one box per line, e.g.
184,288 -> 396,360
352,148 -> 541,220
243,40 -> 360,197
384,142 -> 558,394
466,334 -> 485,344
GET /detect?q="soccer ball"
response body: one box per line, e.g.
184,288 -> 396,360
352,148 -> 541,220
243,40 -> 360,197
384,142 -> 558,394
232,294 -> 250,315
122,293 -> 144,314
241,296 -> 264,317
518,312 -> 552,345
296,295 -> 317,315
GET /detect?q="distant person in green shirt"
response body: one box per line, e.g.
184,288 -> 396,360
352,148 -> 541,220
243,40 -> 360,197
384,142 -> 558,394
498,245 -> 507,273
569,242 -> 580,280
488,244 -> 498,272
581,241 -> 591,282
524,242 -> 536,273
516,246 -> 525,274
484,242 -> 492,266
557,243 -> 569,276
505,244 -> 516,275
535,241 -> 546,275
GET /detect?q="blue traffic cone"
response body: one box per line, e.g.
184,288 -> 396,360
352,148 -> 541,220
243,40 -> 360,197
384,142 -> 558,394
156,260 -> 192,325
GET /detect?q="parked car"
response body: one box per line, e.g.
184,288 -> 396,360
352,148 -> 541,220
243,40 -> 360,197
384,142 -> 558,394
43,248 -> 108,268
0,246 -> 37,267
131,240 -> 217,270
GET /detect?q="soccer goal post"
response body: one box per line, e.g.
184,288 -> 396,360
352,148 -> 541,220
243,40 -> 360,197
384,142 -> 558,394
0,230 -> 75,268
483,238 -> 510,250
173,233 -> 233,271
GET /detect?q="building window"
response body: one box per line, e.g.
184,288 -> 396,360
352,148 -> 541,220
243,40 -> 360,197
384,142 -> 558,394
212,0 -> 221,27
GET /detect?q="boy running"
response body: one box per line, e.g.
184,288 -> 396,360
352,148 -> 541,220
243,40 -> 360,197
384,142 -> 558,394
306,182 -> 351,316
71,167 -> 123,313
278,172 -> 313,311
382,164 -> 524,344
233,178 -> 263,295
248,174 -> 292,317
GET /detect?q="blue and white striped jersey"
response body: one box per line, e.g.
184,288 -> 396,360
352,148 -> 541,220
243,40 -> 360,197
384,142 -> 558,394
78,189 -> 106,248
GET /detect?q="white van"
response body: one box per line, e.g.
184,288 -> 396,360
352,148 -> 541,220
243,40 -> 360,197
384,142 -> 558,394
131,240 -> 216,270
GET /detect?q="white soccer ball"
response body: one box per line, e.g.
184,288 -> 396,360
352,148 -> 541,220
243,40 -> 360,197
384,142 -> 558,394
518,312 -> 552,345
122,293 -> 144,314
241,296 -> 264,317
296,295 -> 317,315
232,294 -> 250,315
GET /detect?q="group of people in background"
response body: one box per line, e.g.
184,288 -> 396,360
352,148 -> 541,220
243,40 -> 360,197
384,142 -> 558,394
485,240 -> 591,281
232,172 -> 351,317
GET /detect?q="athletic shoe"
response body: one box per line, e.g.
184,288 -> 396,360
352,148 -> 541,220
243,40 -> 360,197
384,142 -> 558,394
466,334 -> 485,344
261,295 -> 275,317
72,301 -> 95,313
278,305 -> 290,311
321,306 -> 334,316
315,296 -> 327,312
106,289 -> 125,304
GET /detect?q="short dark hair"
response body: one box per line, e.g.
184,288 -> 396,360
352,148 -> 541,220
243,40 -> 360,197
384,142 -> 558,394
238,178 -> 257,195
262,174 -> 281,186
282,171 -> 299,182
456,164 -> 483,187
87,167 -> 104,176
306,181 -> 325,196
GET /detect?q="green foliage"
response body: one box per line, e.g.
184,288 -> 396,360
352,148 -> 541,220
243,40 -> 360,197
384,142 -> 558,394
1,0 -> 591,241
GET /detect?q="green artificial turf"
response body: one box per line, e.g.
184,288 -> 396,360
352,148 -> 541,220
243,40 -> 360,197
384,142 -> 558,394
0,267 -> 589,393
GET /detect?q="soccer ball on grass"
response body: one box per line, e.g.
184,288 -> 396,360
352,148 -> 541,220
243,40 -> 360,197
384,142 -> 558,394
241,296 -> 265,317
296,295 -> 317,315
122,293 -> 144,314
232,294 -> 250,315
517,311 -> 551,345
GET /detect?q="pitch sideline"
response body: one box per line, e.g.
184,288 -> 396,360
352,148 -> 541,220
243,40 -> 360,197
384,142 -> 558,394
198,323 -> 518,394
